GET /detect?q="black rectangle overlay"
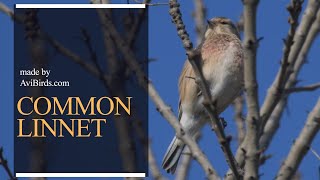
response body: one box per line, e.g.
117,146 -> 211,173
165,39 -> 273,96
14,7 -> 148,174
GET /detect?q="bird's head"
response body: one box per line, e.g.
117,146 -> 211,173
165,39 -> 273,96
205,17 -> 240,38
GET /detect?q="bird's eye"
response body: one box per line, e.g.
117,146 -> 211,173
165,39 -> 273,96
221,21 -> 228,25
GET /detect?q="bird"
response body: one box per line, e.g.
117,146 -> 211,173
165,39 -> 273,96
162,17 -> 244,174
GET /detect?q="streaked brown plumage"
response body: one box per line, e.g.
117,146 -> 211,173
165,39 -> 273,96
162,17 -> 244,173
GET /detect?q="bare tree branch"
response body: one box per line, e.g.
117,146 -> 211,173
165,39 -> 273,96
276,98 -> 320,180
127,0 -> 151,47
99,8 -> 219,179
192,0 -> 206,45
283,0 -> 320,81
3,1 -> 224,179
277,0 -> 303,91
93,7 -> 139,173
46,35 -> 112,82
0,2 -> 23,22
5,8 -> 103,82
172,2 -> 207,177
175,147 -> 193,180
0,2 -> 13,17
232,95 -> 246,145
168,0 -> 241,178
149,145 -> 168,180
241,0 -> 261,179
259,0 -> 303,131
259,154 -> 272,166
0,2 -> 14,18
23,9 -> 47,180
259,7 -> 320,151
259,98 -> 287,151
285,82 -> 320,94
131,114 -> 166,179
175,133 -> 201,180
227,3 -> 320,179
292,172 -> 302,180
0,148 -> 16,180
80,28 -> 107,82
260,0 -> 319,133
92,2 -> 163,177
81,24 -> 139,173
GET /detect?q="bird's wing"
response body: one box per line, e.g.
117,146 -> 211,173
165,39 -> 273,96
177,40 -> 207,121
178,60 -> 199,121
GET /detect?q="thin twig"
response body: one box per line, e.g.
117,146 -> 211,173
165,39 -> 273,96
310,147 -> 320,161
4,7 -> 104,81
0,2 -> 13,17
168,0 -> 241,179
0,148 -> 16,180
237,13 -> 244,33
276,0 -> 303,94
127,0 -> 151,47
284,82 -> 320,94
276,98 -> 320,180
259,154 -> 272,166
192,0 -> 207,45
80,27 -> 109,87
124,0 -> 152,79
0,2 -> 23,22
46,34 -> 112,83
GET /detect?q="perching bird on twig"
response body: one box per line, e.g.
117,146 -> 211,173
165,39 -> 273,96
162,17 -> 244,174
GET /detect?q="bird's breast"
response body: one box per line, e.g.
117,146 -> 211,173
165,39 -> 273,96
201,40 -> 244,83
201,40 -> 243,72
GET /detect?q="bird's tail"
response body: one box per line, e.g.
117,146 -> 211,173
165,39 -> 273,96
162,136 -> 185,174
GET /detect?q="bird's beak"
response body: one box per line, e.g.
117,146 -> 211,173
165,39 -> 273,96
207,20 -> 214,27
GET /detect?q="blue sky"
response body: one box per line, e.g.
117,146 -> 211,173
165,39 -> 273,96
1,0 -> 320,180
